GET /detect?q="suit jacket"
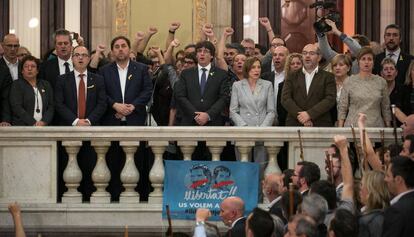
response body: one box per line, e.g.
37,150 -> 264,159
39,58 -> 60,89
225,217 -> 246,237
382,191 -> 414,237
281,69 -> 336,126
55,71 -> 107,125
229,79 -> 275,126
269,198 -> 287,224
0,58 -> 13,123
262,71 -> 288,126
9,79 -> 54,125
374,51 -> 414,86
174,65 -> 229,126
99,61 -> 152,126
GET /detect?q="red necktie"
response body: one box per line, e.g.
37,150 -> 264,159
78,74 -> 86,119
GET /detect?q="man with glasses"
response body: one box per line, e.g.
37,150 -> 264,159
0,34 -> 21,126
281,43 -> 336,127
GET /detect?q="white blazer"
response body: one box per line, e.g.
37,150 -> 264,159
230,79 -> 275,126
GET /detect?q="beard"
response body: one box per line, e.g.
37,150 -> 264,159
386,42 -> 399,51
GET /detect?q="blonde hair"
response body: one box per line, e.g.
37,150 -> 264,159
362,170 -> 391,212
404,61 -> 414,86
330,54 -> 352,75
284,53 -> 303,75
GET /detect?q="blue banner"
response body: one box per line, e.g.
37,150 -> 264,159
162,160 -> 259,221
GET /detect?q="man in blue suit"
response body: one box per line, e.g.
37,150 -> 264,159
98,36 -> 153,201
99,36 -> 152,126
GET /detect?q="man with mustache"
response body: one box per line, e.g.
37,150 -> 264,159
374,24 -> 414,86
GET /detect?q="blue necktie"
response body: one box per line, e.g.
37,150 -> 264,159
200,68 -> 207,94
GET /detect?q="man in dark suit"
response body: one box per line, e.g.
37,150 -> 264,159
99,35 -> 152,126
98,36 -> 152,201
54,46 -> 106,201
39,29 -> 74,90
292,161 -> 321,196
373,24 -> 414,86
1,34 -> 21,126
220,196 -> 246,237
262,173 -> 287,224
281,44 -> 336,127
174,40 -> 229,126
55,45 -> 107,126
383,156 -> 414,237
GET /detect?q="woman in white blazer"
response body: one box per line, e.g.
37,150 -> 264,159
230,57 -> 275,173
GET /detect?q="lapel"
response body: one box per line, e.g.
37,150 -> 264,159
241,80 -> 259,113
86,73 -> 95,107
297,72 -> 307,99
192,67 -> 202,97
125,62 -> 135,96
69,72 -> 78,107
111,63 -> 122,99
307,70 -> 320,98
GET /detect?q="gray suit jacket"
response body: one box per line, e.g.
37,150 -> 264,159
230,79 -> 275,126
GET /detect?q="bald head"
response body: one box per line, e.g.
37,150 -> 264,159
220,196 -> 245,226
403,115 -> 414,137
273,46 -> 289,73
263,173 -> 285,201
2,34 -> 20,63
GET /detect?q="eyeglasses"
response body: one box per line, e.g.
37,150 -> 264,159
73,53 -> 89,58
196,49 -> 211,54
5,44 -> 20,49
184,60 -> 195,65
302,51 -> 318,56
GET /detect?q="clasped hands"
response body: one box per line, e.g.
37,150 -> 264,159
297,111 -> 313,127
194,112 -> 209,126
113,103 -> 135,119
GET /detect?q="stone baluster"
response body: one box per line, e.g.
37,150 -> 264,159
148,141 -> 168,204
236,141 -> 254,162
177,141 -> 197,161
90,141 -> 111,203
119,141 -> 140,203
207,141 -> 226,161
62,141 -> 83,203
264,142 -> 283,175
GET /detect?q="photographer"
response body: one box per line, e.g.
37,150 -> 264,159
316,19 -> 366,74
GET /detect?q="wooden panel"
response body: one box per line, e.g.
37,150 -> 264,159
356,0 -> 380,43
0,0 -> 9,40
40,0 -> 65,59
80,0 -> 92,50
395,0 -> 410,52
231,0 -> 243,43
258,0 -> 280,47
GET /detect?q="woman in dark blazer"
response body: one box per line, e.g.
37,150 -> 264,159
10,55 -> 54,126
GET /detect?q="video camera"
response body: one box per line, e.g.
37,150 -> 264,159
311,1 -> 341,34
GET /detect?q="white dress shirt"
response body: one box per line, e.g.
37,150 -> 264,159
57,57 -> 73,75
302,66 -> 319,94
198,63 -> 212,84
3,57 -> 19,80
390,189 -> 414,205
385,48 -> 401,64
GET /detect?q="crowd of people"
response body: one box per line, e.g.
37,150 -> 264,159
2,15 -> 414,237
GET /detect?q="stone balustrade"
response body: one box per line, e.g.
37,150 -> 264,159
0,126 -> 400,234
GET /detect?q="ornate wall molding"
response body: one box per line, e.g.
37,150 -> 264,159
193,0 -> 208,43
114,0 -> 129,36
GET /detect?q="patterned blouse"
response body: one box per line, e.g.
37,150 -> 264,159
338,74 -> 391,127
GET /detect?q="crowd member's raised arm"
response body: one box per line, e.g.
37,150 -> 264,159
216,27 -> 234,71
333,135 -> 353,201
164,39 -> 180,65
89,44 -> 106,69
135,27 -> 158,54
259,17 -> 275,44
8,202 -> 26,237
149,46 -> 165,66
165,22 -> 180,51
201,23 -> 217,45
131,31 -> 145,56
357,113 -> 383,171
